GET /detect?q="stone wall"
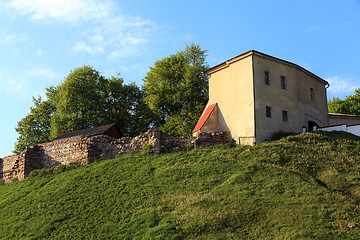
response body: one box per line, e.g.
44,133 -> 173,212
86,129 -> 162,162
1,153 -> 26,182
0,129 -> 232,183
25,137 -> 89,173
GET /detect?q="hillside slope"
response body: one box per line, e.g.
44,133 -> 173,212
1,131 -> 360,239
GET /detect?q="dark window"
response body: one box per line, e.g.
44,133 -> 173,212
281,76 -> 286,89
265,71 -> 270,85
266,106 -> 271,118
310,88 -> 314,101
282,110 -> 288,122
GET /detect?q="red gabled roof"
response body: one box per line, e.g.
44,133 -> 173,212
192,103 -> 217,133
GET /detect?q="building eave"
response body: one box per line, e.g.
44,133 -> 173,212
204,50 -> 329,86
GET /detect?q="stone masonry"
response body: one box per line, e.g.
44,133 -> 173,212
0,129 -> 231,183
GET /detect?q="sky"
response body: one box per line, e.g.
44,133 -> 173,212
0,0 -> 360,157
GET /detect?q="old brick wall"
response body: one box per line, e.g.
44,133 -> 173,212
1,129 -> 232,183
87,129 -> 162,161
194,132 -> 233,149
159,131 -> 196,153
25,137 -> 89,173
1,152 -> 26,182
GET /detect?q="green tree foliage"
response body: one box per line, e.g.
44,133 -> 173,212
328,88 -> 360,115
15,66 -> 154,153
49,66 -> 106,138
143,44 -> 208,136
14,97 -> 55,153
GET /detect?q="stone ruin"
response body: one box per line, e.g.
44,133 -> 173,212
0,129 -> 231,183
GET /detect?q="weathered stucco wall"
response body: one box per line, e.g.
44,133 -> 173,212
253,53 -> 328,143
1,129 -> 231,183
199,51 -> 329,146
206,52 -> 255,145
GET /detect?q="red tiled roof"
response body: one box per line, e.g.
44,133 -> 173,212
192,103 -> 217,133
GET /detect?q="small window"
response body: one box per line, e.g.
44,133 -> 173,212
266,106 -> 271,118
265,71 -> 270,85
281,76 -> 286,89
282,110 -> 288,122
310,88 -> 314,101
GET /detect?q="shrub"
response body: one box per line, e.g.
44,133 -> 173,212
53,164 -> 67,175
29,169 -> 53,178
142,144 -> 153,155
186,144 -> 194,151
68,161 -> 82,169
10,178 -> 18,183
270,131 -> 298,141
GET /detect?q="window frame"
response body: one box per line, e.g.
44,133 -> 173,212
266,106 -> 271,118
310,88 -> 314,101
265,71 -> 270,85
282,110 -> 288,122
281,76 -> 286,89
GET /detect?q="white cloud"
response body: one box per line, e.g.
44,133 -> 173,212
0,67 -> 60,97
7,0 -> 158,59
0,32 -> 26,44
32,68 -> 58,80
7,0 -> 114,22
326,76 -> 357,94
73,42 -> 104,55
5,79 -> 26,95
91,35 -> 104,42
75,13 -> 155,58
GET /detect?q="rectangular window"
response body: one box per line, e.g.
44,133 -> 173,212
310,88 -> 314,101
265,71 -> 270,85
266,106 -> 271,118
281,76 -> 286,89
282,110 -> 288,122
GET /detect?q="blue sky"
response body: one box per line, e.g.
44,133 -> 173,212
0,0 -> 360,157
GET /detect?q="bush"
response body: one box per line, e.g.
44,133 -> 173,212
29,169 -> 53,178
186,144 -> 194,151
10,178 -> 18,183
142,144 -> 153,155
270,131 -> 298,141
68,161 -> 82,169
53,164 -> 67,175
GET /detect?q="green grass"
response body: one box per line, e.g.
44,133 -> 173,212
1,131 -> 360,239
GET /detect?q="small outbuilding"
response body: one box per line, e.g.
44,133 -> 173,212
53,123 -> 123,141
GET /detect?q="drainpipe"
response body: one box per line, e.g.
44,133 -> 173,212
325,82 -> 330,126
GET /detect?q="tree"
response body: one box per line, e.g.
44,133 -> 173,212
15,66 -> 155,153
143,44 -> 208,136
49,66 -> 107,138
99,76 -> 156,137
328,89 -> 360,115
14,97 -> 55,153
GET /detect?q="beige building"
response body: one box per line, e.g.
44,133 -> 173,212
193,50 -> 330,145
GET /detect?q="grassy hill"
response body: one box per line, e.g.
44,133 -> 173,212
1,131 -> 360,239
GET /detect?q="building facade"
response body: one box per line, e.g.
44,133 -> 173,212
328,113 -> 360,126
193,50 -> 329,145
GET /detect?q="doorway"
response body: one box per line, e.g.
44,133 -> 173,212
308,121 -> 319,132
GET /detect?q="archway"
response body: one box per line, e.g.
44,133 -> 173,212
308,121 -> 319,132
